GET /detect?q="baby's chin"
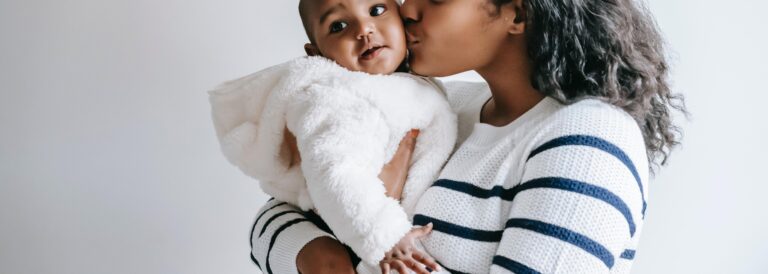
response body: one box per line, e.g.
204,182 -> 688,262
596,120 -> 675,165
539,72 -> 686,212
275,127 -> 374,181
356,62 -> 400,75
354,48 -> 405,75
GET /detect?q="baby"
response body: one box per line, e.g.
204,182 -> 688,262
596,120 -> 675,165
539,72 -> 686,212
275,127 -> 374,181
209,0 -> 453,272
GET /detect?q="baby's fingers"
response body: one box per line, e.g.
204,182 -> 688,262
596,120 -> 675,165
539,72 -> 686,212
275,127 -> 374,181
412,250 -> 440,272
380,261 -> 391,274
393,260 -> 410,274
414,222 -> 434,237
403,258 -> 431,274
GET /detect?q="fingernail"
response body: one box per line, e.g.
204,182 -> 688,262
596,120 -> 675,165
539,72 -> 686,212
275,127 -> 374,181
411,129 -> 420,138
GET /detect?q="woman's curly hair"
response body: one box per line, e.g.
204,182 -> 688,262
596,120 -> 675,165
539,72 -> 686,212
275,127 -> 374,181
492,0 -> 687,170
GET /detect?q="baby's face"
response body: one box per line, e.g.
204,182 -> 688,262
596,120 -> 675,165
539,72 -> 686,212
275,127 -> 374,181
304,0 -> 407,75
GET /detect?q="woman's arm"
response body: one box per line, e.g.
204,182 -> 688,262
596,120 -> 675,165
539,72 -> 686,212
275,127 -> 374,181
250,199 -> 340,274
490,117 -> 649,273
297,237 -> 356,274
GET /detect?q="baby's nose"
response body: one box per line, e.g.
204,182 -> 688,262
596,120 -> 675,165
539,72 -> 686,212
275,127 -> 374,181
358,32 -> 373,45
356,23 -> 375,40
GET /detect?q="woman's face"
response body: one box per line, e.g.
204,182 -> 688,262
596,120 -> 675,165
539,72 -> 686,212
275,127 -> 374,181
400,0 -> 512,77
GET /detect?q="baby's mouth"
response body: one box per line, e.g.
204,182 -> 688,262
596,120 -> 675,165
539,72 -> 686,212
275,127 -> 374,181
360,46 -> 384,60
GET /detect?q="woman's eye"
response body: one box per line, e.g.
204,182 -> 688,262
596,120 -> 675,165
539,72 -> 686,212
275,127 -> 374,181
329,21 -> 348,33
370,5 -> 386,16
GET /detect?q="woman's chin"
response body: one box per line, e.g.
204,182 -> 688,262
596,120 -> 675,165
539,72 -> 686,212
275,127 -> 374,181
409,57 -> 457,77
411,64 -> 453,78
409,61 -> 434,77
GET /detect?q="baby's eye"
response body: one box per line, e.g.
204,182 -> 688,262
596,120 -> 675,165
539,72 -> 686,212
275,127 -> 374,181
370,5 -> 387,16
329,21 -> 348,33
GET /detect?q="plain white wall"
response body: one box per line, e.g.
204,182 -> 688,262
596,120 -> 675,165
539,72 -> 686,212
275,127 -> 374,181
1,0 -> 766,273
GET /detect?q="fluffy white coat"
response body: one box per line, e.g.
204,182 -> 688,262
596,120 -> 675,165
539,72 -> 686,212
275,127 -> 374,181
208,57 -> 457,264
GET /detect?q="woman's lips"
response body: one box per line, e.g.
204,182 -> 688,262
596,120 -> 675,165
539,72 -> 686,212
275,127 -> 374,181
406,30 -> 420,46
360,46 -> 384,61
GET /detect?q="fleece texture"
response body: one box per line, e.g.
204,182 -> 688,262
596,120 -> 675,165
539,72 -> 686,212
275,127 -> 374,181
208,56 -> 457,264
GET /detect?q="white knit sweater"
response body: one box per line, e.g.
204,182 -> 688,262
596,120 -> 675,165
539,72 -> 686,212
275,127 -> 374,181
250,81 -> 649,274
209,57 -> 457,265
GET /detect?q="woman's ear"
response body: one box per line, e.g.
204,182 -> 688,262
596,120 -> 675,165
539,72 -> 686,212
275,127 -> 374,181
503,0 -> 526,35
304,43 -> 321,56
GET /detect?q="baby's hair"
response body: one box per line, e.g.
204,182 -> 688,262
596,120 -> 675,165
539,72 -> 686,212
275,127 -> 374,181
298,0 -> 316,45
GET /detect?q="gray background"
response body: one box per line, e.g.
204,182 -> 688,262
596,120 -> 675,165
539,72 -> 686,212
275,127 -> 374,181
1,0 -> 766,273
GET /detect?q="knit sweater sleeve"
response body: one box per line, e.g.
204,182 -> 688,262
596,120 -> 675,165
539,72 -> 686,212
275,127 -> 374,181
250,199 -> 335,274
490,102 -> 650,273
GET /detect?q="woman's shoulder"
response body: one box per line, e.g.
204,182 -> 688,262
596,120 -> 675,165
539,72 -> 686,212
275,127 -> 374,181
526,98 -> 651,190
547,98 -> 642,136
536,98 -> 649,166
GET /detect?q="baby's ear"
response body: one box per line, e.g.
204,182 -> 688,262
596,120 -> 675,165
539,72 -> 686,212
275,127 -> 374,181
304,43 -> 321,56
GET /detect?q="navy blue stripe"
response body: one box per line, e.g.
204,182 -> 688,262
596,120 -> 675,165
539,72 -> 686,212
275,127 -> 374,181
303,209 -> 334,235
413,214 -> 503,242
493,255 -> 541,274
432,177 -> 637,236
252,202 -> 288,239
432,179 -> 511,199
435,260 -> 469,274
259,210 -> 304,237
249,201 -> 285,270
265,218 -> 309,274
506,218 -> 615,268
527,135 -> 647,216
521,177 -> 637,236
621,249 -> 636,260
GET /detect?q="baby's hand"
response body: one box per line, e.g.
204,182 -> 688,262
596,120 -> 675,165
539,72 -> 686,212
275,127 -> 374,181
379,223 -> 441,274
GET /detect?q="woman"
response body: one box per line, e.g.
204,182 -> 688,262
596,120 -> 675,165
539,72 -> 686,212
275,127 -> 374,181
251,0 -> 685,273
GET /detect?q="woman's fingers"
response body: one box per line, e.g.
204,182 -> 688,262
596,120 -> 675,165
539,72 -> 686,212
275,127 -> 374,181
284,128 -> 300,167
379,129 -> 420,200
403,129 -> 419,151
394,129 -> 419,162
392,129 -> 419,166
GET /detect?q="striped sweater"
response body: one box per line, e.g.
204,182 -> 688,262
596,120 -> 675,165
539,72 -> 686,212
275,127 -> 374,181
250,81 -> 649,274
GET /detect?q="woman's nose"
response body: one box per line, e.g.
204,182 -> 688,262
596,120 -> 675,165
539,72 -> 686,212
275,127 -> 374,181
400,0 -> 420,24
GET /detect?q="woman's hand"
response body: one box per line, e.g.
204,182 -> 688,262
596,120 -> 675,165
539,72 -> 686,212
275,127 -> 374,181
380,223 -> 441,274
379,129 -> 420,200
285,128 -> 301,167
297,236 -> 355,274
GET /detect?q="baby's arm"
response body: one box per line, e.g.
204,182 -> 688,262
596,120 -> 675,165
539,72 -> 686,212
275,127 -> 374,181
286,87 -> 413,265
285,128 -> 416,201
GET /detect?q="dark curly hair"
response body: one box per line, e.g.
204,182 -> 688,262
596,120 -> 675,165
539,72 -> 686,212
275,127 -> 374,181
491,0 -> 687,170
